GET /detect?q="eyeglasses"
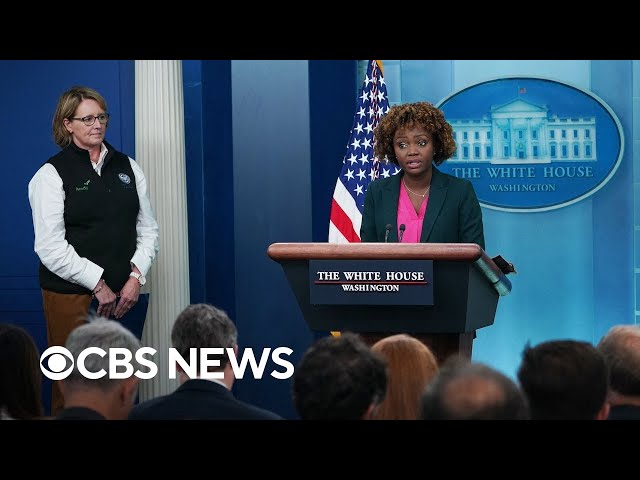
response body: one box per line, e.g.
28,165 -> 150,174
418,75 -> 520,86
69,113 -> 110,126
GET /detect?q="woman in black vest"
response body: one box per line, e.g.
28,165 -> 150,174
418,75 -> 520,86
28,86 -> 159,415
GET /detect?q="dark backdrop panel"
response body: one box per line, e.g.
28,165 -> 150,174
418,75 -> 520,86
309,60 -> 358,242
183,61 -> 206,303
183,60 -> 236,317
229,60 -> 314,419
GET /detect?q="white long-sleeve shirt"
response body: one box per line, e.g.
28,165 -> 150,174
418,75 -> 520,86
28,143 -> 159,291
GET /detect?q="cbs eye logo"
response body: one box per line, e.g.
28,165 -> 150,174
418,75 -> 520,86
40,346 -> 75,380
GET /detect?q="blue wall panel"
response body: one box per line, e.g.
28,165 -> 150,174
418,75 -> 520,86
591,60 -> 634,342
183,60 -> 206,303
183,60 -> 236,317
401,60 -> 454,105
230,61 -> 315,418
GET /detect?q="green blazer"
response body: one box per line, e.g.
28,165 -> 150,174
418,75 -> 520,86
360,167 -> 485,250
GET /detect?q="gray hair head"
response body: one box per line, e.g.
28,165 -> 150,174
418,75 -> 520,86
597,325 -> 640,396
64,316 -> 142,391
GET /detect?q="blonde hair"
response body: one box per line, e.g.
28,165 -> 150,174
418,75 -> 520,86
52,86 -> 108,148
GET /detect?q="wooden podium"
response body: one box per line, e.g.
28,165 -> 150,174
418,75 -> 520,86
267,242 -> 511,364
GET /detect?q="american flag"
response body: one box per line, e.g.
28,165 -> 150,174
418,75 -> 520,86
328,60 -> 397,243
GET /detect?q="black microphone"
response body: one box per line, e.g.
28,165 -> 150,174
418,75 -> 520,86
384,224 -> 392,242
399,224 -> 406,242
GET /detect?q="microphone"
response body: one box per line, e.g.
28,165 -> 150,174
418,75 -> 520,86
399,224 -> 406,242
384,224 -> 392,243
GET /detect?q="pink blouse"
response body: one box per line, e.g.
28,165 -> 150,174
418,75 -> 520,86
397,181 -> 429,243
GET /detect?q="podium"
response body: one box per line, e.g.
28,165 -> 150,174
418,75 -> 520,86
268,242 -> 512,364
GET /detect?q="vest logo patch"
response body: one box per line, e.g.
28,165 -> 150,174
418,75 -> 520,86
75,179 -> 90,192
118,173 -> 131,185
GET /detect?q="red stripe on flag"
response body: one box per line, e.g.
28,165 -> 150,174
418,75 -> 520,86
330,198 -> 361,242
328,60 -> 390,244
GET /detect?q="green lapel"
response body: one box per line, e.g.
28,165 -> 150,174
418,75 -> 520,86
381,173 -> 402,242
420,167 -> 447,242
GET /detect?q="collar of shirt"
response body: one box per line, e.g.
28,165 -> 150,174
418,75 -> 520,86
92,143 -> 109,175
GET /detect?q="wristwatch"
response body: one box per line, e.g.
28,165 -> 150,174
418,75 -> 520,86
129,272 -> 146,287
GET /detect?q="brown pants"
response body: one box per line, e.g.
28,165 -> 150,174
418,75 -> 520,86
41,289 -> 92,416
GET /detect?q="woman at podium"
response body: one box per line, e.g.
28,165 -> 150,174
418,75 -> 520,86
360,102 -> 484,250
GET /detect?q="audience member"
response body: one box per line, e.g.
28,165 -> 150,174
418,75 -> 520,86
420,356 -> 529,420
0,323 -> 45,420
371,334 -> 439,420
129,303 -> 282,420
56,316 -> 141,420
292,332 -> 387,420
597,325 -> 640,420
517,339 -> 609,420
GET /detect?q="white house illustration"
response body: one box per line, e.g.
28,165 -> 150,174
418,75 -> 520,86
448,98 -> 597,164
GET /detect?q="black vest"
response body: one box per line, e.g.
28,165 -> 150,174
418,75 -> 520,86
39,141 -> 140,294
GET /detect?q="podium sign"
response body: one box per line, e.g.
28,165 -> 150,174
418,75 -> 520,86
309,259 -> 433,306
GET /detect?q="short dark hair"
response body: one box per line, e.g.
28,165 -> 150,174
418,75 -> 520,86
517,339 -> 608,420
420,356 -> 529,420
171,303 -> 238,373
292,333 -> 387,420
